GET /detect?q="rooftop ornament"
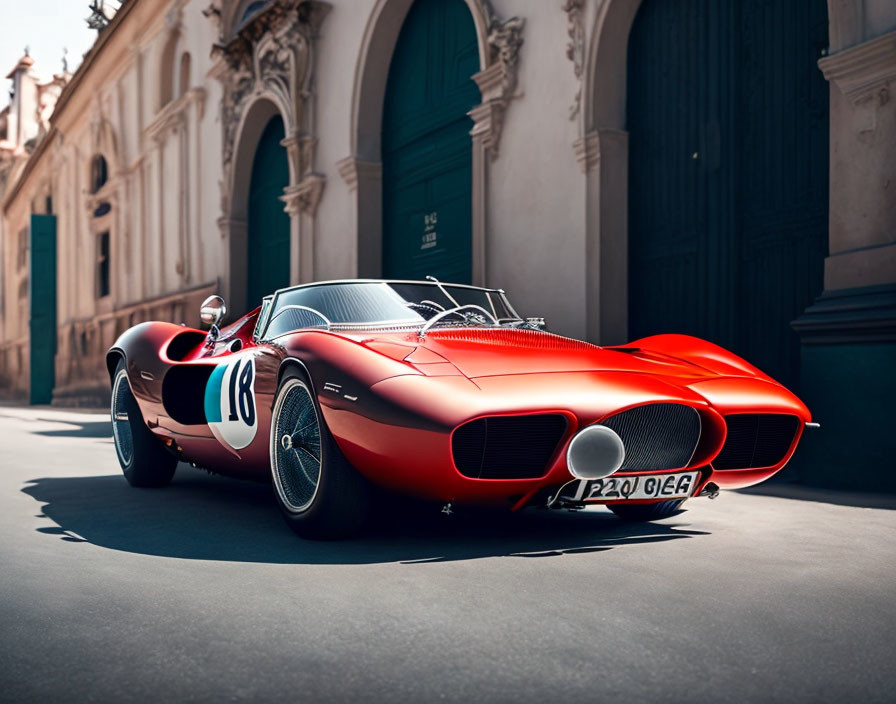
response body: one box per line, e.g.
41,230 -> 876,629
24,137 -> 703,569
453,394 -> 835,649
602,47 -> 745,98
86,1 -> 122,32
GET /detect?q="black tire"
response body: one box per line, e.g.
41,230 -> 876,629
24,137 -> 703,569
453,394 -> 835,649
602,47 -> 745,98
608,499 -> 685,522
111,359 -> 177,487
270,367 -> 371,539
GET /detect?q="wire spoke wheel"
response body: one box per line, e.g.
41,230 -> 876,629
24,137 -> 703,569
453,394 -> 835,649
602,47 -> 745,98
271,379 -> 322,513
111,369 -> 134,466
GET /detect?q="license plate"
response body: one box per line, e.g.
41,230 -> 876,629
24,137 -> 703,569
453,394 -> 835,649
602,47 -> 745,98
570,471 -> 699,502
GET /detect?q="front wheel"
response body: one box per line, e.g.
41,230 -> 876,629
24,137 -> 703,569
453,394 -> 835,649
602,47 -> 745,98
111,360 -> 177,487
608,499 -> 685,522
270,369 -> 371,539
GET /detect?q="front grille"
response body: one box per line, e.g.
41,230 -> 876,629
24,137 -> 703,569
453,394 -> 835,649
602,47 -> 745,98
452,414 -> 568,479
713,414 -> 800,470
599,403 -> 701,472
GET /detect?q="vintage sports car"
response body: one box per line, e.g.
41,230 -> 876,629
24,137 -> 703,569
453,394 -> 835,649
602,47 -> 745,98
107,278 -> 814,539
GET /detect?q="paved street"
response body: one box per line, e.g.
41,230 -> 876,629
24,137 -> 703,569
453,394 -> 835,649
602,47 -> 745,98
1,405 -> 894,703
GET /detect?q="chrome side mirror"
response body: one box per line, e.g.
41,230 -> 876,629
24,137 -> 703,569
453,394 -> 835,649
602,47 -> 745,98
200,295 -> 226,328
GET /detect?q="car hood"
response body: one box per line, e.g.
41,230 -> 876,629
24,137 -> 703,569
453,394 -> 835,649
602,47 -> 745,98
341,328 -> 729,381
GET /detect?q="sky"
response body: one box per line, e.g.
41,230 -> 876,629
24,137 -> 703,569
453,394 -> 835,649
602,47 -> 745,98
0,0 -> 99,85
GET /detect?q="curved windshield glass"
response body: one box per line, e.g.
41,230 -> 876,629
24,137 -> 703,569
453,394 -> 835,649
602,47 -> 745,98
262,281 -> 521,339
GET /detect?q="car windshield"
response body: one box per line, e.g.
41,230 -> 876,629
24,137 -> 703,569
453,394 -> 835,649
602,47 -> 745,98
262,281 -> 521,339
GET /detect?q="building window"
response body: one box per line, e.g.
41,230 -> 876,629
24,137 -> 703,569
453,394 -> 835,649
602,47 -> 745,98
90,155 -> 108,194
16,228 -> 27,270
97,231 -> 110,298
179,53 -> 191,98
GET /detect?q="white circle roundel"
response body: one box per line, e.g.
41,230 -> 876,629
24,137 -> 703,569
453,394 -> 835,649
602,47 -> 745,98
204,356 -> 258,450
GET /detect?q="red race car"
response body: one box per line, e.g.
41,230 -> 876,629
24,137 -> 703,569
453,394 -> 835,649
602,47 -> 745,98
107,278 -> 814,539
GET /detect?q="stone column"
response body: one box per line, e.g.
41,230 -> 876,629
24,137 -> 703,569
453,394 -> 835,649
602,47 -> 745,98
791,25 -> 896,491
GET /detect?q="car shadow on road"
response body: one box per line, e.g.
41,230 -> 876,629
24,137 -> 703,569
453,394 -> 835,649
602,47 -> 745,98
30,417 -> 113,438
22,467 -> 708,565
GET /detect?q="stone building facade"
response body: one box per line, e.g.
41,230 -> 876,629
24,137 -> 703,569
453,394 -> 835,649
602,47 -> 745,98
0,0 -> 894,488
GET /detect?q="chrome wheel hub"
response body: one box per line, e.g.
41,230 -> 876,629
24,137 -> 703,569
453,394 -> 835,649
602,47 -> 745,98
271,379 -> 322,513
111,369 -> 134,467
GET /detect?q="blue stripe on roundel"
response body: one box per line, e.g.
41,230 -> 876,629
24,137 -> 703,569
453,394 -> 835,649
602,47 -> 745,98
204,364 -> 226,424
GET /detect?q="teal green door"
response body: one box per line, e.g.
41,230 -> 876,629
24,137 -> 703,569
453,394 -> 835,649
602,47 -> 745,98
247,115 -> 290,307
627,0 -> 828,388
29,214 -> 57,404
382,0 -> 480,284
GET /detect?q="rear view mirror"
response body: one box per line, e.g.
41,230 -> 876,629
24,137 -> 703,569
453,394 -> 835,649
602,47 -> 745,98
200,295 -> 227,328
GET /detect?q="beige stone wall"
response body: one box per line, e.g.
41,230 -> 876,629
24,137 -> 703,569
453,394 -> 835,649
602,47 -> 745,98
1,0 -> 224,402
1,0 -> 894,406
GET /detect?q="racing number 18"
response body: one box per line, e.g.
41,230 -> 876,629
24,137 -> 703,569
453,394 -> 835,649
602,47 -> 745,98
227,359 -> 256,426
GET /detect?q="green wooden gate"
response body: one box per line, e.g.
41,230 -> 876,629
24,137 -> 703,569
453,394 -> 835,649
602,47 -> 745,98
29,214 -> 57,405
247,115 -> 290,307
627,0 -> 828,388
381,0 -> 480,284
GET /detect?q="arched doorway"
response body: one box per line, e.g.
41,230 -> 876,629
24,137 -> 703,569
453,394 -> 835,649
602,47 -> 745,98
247,115 -> 290,305
381,0 -> 481,283
626,0 -> 828,387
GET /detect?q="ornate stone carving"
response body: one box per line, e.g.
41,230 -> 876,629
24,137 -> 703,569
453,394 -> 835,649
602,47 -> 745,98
281,174 -> 325,217
563,0 -> 586,120
212,0 -> 331,216
470,2 -> 525,160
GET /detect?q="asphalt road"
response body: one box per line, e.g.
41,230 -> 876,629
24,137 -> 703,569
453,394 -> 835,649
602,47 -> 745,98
1,406 -> 894,703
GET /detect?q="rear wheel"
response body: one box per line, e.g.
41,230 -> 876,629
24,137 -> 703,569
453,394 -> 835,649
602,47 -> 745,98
270,368 -> 371,539
111,360 -> 177,487
608,499 -> 685,522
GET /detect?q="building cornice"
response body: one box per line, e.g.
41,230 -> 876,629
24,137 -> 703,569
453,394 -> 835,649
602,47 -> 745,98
2,126 -> 57,213
818,30 -> 896,105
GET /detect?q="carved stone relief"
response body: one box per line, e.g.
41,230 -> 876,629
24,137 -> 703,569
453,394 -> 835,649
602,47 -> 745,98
562,0 -> 586,120
211,0 -> 331,217
470,1 -> 525,160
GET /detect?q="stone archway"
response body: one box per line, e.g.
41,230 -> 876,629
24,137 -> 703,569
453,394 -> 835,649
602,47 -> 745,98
339,0 -> 524,285
577,0 -> 641,345
209,0 -> 330,311
228,97 -> 290,311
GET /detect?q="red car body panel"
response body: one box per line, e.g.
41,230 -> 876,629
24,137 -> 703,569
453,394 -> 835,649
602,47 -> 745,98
107,304 -> 811,508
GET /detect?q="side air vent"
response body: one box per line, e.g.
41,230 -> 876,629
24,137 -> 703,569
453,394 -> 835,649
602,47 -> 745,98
452,414 -> 568,480
599,403 -> 701,472
713,414 -> 800,470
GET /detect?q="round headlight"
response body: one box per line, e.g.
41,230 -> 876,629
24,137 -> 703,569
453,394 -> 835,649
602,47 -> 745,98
566,424 -> 625,480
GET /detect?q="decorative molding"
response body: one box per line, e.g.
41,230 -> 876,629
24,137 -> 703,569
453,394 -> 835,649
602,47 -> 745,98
335,156 -> 359,192
818,31 -> 896,106
792,283 -> 896,344
335,156 -> 380,194
573,130 -> 600,172
144,88 -> 206,142
281,174 -> 325,216
563,0 -> 586,120
574,128 -> 626,173
469,3 -> 525,160
212,0 -> 331,210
